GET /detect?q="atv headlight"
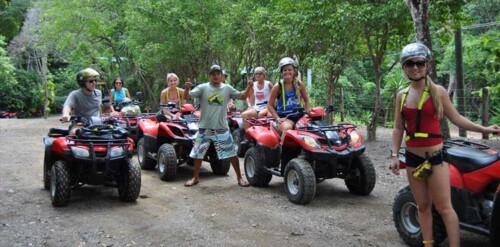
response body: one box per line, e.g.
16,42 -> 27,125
349,129 -> 361,145
187,122 -> 198,132
302,136 -> 320,149
71,147 -> 90,158
110,147 -> 125,158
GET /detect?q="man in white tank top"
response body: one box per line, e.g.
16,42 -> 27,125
242,66 -> 274,131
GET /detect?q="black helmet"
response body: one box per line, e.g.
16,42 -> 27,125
76,68 -> 99,87
278,57 -> 297,72
400,43 -> 432,65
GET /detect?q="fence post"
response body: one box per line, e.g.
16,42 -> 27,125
482,87 -> 489,140
340,87 -> 345,122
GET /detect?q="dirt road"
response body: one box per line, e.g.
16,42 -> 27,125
0,117 -> 496,246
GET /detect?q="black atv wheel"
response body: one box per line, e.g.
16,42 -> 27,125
43,145 -> 52,190
244,147 -> 272,187
393,187 -> 447,247
118,159 -> 141,202
344,153 -> 376,195
284,158 -> 316,205
491,192 -> 500,247
207,145 -> 231,176
209,157 -> 231,176
232,128 -> 246,158
157,143 -> 178,181
50,160 -> 71,207
137,138 -> 156,170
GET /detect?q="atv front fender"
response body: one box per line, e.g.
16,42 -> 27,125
247,125 -> 280,148
138,118 -> 158,137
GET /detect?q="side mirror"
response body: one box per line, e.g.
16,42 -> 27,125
135,92 -> 143,101
326,105 -> 335,113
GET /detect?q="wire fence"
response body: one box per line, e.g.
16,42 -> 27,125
326,87 -> 499,126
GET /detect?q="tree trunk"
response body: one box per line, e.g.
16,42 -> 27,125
448,73 -> 456,98
130,61 -> 156,111
42,55 -> 48,118
405,0 -> 451,139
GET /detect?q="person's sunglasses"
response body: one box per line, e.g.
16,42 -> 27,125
87,79 -> 97,83
115,82 -> 123,84
254,72 -> 264,76
405,60 -> 426,68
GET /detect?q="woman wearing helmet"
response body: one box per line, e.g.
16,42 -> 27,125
389,43 -> 499,247
61,68 -> 116,133
267,57 -> 310,144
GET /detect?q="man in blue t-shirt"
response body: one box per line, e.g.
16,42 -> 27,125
183,65 -> 253,187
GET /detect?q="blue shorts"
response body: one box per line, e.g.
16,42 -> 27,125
189,128 -> 236,160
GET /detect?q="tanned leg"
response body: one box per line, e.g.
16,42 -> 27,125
229,156 -> 249,187
185,159 -> 203,186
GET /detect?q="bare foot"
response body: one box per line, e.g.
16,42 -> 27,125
185,178 -> 199,187
238,178 -> 249,187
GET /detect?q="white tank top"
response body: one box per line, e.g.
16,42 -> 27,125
253,80 -> 271,112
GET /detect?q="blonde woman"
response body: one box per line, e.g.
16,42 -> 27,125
267,57 -> 310,144
241,67 -> 273,130
390,43 -> 500,247
160,73 -> 186,117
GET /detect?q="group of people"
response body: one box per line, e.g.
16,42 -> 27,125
62,44 -> 499,246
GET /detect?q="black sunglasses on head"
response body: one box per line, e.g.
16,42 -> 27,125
405,60 -> 426,68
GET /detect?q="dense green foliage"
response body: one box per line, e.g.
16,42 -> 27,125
2,0 -> 499,132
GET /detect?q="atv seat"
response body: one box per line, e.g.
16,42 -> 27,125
446,146 -> 498,173
48,127 -> 69,137
272,121 -> 282,136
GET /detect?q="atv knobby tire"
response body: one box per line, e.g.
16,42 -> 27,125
118,159 -> 141,202
43,145 -> 52,190
392,186 -> 447,247
157,143 -> 178,181
137,138 -> 156,170
284,158 -> 316,205
232,128 -> 246,158
50,160 -> 71,207
244,147 -> 272,187
344,153 -> 376,195
207,146 -> 231,175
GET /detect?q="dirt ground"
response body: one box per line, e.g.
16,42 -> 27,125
0,116 -> 498,247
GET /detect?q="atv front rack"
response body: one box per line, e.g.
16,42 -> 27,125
297,123 -> 357,148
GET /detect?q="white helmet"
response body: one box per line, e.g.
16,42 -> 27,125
278,57 -> 297,72
400,43 -> 432,65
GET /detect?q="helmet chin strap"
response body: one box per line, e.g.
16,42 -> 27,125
408,75 -> 425,82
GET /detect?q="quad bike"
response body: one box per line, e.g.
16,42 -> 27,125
0,110 -> 17,118
243,106 -> 376,205
392,139 -> 500,247
42,116 -> 141,207
105,93 -> 156,147
136,103 -> 230,181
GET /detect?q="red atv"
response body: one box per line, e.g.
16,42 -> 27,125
0,110 -> 17,118
43,116 -> 141,207
393,139 -> 500,247
136,103 -> 230,181
243,106 -> 376,205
